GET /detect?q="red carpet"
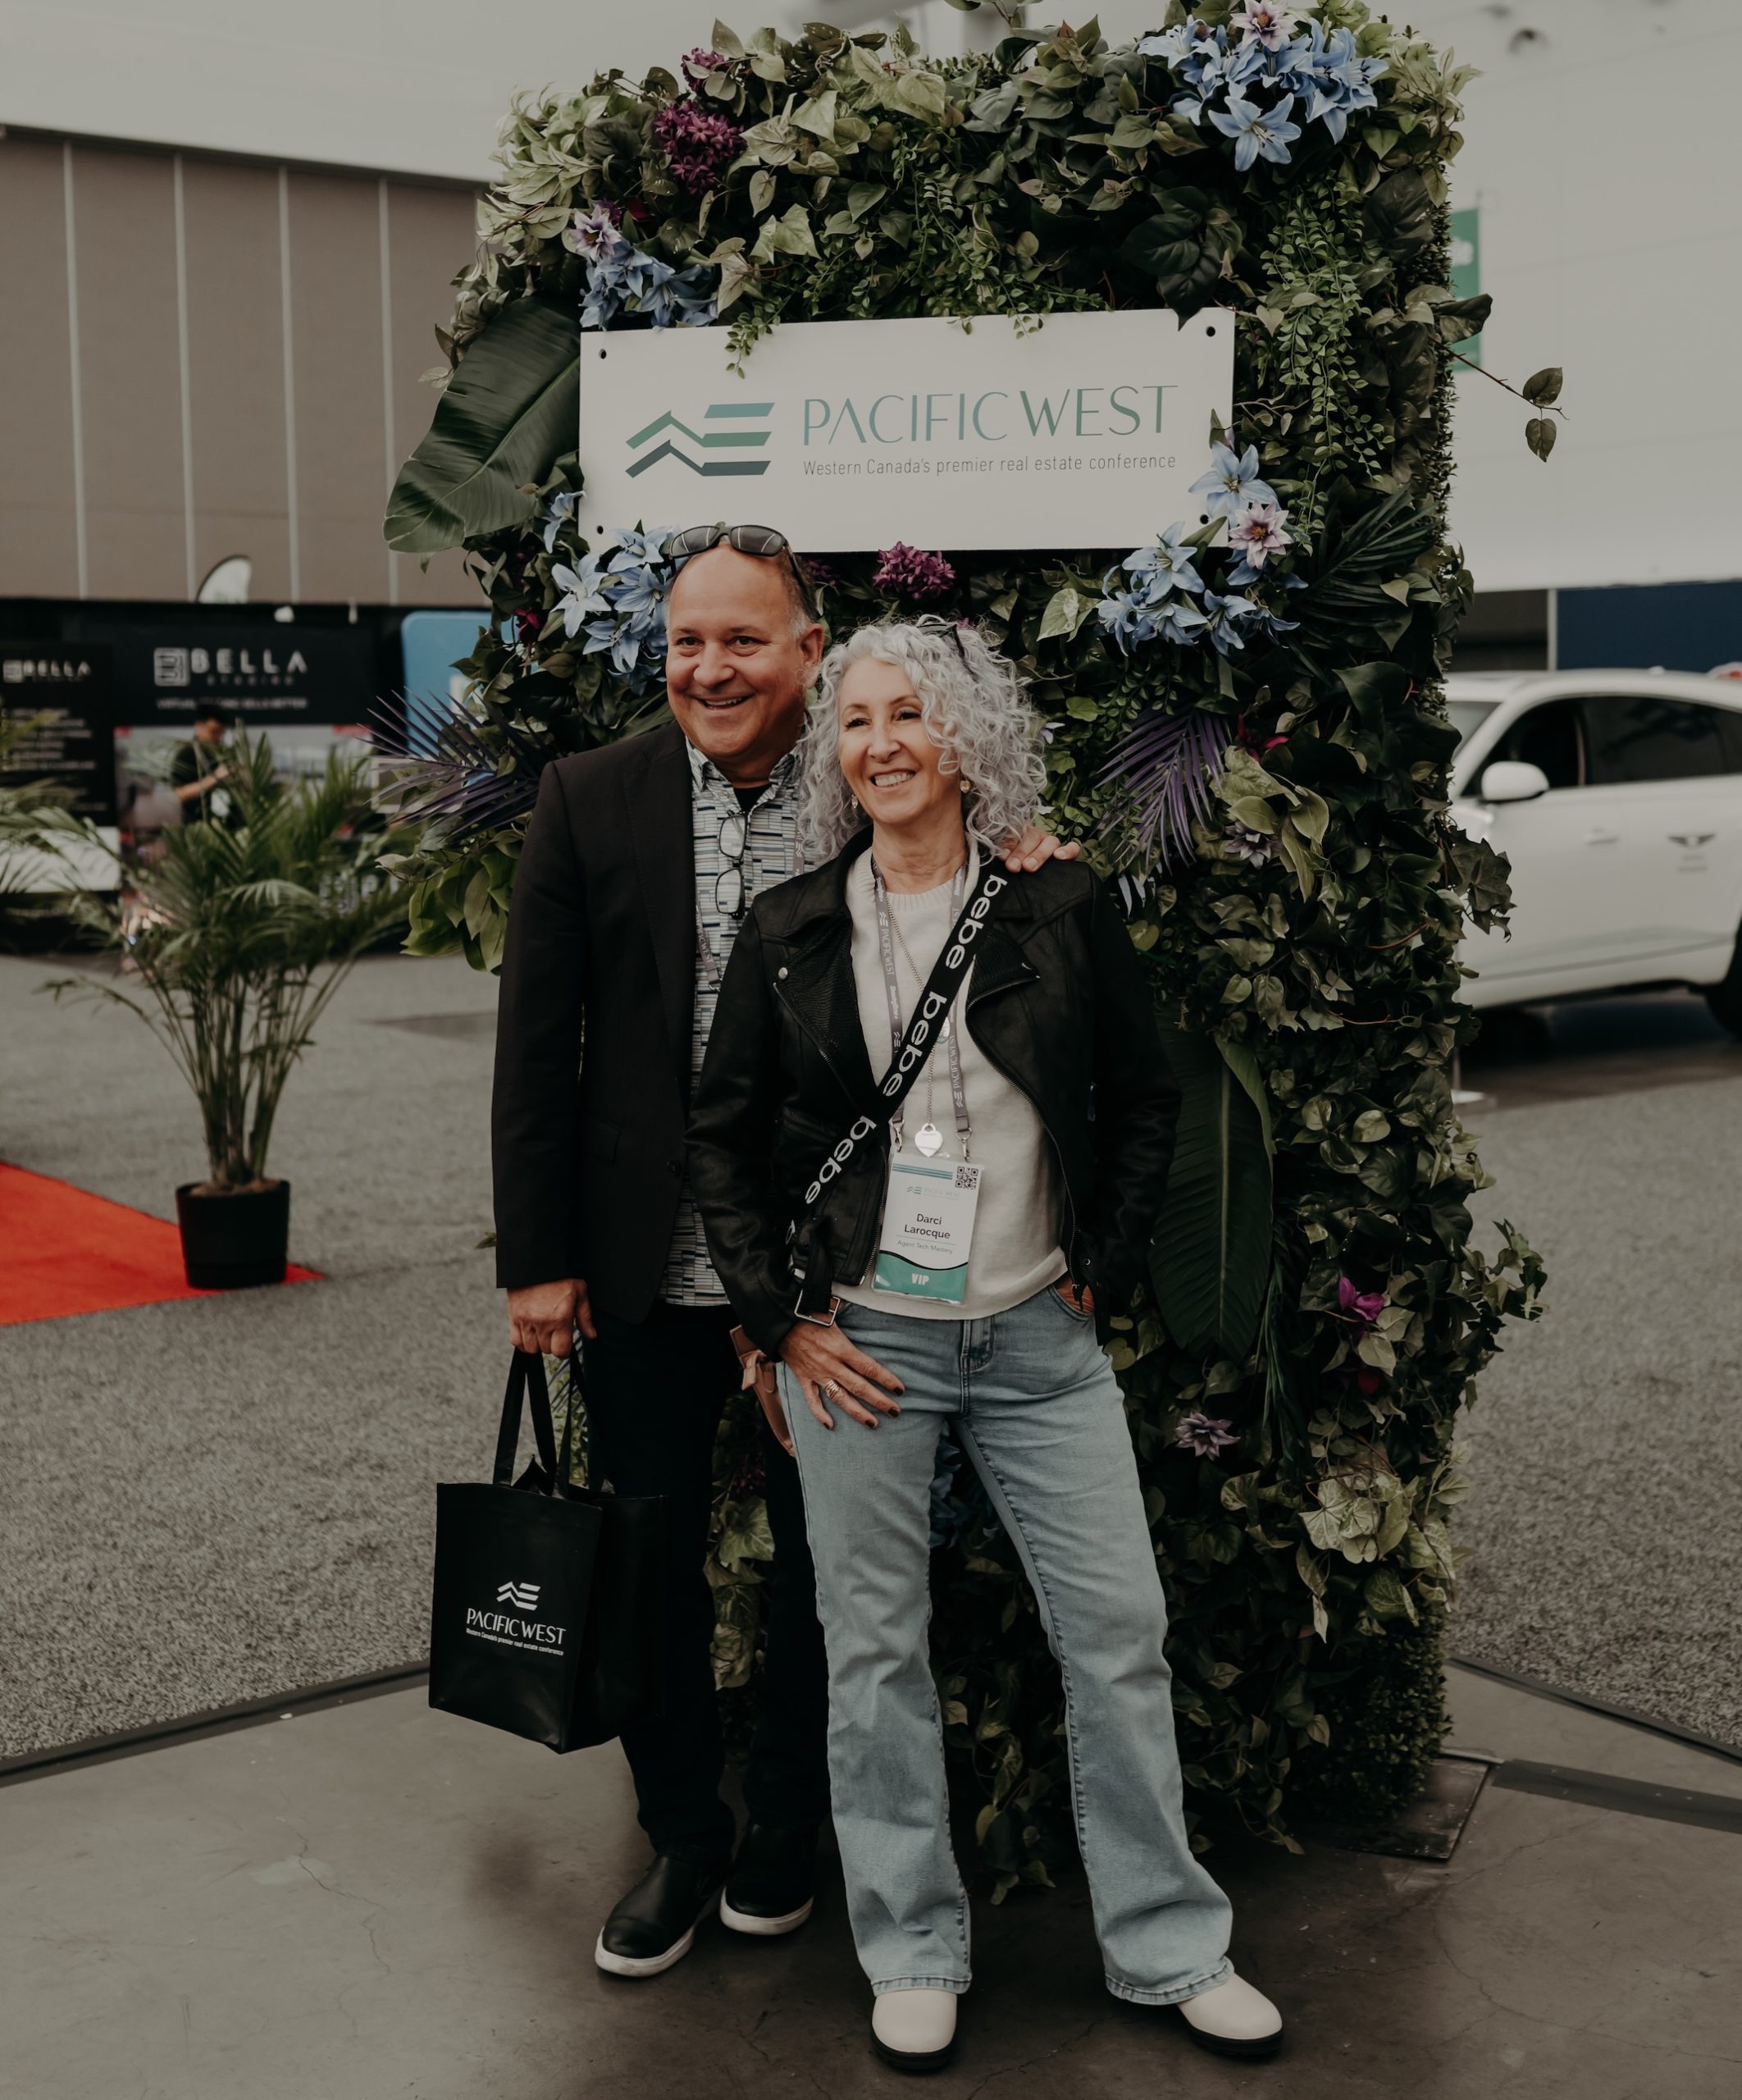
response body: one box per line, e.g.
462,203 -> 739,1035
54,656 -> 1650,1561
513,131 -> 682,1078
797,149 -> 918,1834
0,1163 -> 320,1325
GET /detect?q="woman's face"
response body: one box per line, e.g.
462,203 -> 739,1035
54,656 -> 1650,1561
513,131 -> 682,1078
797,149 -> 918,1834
836,655 -> 960,835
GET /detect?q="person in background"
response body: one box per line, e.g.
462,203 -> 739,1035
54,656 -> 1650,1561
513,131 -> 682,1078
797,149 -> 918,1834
687,616 -> 1284,2072
169,705 -> 237,825
490,525 -> 1080,1982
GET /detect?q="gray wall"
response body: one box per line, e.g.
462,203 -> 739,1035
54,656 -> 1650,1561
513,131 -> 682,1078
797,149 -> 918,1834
0,133 -> 479,607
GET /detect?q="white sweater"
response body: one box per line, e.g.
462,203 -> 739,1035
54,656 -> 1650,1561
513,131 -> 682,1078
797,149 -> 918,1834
835,852 -> 1066,1321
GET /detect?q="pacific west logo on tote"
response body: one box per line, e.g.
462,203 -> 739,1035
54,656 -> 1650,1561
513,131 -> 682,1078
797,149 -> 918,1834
578,308 -> 1233,554
466,1577 -> 566,1651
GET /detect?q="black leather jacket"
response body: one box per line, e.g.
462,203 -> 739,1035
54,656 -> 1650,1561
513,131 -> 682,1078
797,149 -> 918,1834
687,833 -> 1181,1354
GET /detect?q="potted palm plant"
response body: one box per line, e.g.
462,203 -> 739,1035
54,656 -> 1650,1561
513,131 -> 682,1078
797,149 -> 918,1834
46,734 -> 407,1287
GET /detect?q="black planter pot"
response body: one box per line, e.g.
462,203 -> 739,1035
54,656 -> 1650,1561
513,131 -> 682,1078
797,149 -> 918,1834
175,1179 -> 291,1290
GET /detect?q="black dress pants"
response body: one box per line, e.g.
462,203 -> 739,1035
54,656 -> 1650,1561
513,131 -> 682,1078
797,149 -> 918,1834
583,1300 -> 830,1864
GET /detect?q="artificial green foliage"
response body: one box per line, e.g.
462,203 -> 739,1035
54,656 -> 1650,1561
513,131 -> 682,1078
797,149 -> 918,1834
384,7 -> 1547,1871
1151,1025 -> 1273,1360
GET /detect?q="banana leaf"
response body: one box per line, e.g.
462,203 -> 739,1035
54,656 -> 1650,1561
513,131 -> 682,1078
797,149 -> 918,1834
384,298 -> 578,555
1150,1024 -> 1274,1360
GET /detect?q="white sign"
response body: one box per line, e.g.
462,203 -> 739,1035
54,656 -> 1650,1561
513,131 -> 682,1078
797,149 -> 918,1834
577,310 -> 1234,552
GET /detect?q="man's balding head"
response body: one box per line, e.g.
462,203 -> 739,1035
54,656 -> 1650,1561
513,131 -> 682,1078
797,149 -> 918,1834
664,543 -> 825,788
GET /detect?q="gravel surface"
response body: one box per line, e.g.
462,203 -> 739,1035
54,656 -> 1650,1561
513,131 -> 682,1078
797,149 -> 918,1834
1457,1065 -> 1742,1749
4,954 -> 1739,1756
0,952 -> 504,1756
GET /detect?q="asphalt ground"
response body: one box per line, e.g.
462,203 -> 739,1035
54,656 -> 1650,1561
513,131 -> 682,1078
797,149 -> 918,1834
2,955 -> 1739,1757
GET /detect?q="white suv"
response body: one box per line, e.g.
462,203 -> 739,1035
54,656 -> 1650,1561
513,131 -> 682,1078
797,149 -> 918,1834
1445,669 -> 1742,1034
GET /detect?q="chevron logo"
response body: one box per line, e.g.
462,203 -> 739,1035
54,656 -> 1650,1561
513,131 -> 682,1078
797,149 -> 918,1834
496,1581 -> 540,1611
626,401 -> 773,477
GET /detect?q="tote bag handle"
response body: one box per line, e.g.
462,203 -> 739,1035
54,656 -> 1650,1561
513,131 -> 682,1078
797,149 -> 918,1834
491,1348 -> 573,1490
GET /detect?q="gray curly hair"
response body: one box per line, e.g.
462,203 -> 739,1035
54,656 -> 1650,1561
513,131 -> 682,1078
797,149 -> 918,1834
795,617 -> 1047,866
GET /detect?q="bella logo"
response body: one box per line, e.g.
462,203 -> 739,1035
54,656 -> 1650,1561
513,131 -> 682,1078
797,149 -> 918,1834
626,401 -> 772,479
496,1581 -> 540,1610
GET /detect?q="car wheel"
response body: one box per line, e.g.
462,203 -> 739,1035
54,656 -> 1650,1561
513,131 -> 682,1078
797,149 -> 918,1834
1704,931 -> 1742,1038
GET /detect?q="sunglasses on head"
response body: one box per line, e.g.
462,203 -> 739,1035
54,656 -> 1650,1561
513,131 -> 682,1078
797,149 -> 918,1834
666,523 -> 821,626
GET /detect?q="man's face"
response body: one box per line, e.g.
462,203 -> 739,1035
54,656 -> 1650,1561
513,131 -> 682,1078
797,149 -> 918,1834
194,717 -> 226,746
664,545 -> 823,785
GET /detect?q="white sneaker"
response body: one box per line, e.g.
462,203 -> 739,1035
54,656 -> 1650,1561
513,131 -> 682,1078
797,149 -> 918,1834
1176,1971 -> 1284,2057
869,1987 -> 960,2072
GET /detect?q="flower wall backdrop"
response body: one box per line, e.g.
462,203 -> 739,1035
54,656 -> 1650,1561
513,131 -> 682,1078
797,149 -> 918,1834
382,3 -> 1548,1873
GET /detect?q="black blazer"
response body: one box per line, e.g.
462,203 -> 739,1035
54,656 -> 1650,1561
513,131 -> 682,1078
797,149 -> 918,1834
490,722 -> 700,1316
687,833 -> 1182,1355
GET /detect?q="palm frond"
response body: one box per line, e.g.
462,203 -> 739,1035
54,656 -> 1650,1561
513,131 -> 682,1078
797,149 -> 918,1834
1097,705 -> 1232,870
375,691 -> 559,843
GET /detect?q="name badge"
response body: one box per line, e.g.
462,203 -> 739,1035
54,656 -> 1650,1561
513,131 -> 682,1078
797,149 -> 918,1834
873,1158 -> 983,1303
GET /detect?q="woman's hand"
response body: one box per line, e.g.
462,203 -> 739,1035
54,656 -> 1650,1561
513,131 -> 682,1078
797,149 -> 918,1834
778,1318 -> 905,1431
1000,824 -> 1081,873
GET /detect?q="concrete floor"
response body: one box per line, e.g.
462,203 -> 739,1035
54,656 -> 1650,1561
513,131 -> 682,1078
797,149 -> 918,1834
7,1664 -> 1740,2100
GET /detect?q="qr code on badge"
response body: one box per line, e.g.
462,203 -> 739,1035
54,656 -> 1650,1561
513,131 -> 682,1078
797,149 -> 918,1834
954,1166 -> 976,1189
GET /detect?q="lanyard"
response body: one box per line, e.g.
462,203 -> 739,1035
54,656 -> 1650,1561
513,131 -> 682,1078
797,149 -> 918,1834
871,855 -> 972,1158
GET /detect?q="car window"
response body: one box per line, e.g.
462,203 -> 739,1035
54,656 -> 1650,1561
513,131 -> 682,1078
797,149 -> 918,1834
1582,694 -> 1726,785
1446,699 -> 1498,746
1491,699 -> 1585,788
1716,705 -> 1742,774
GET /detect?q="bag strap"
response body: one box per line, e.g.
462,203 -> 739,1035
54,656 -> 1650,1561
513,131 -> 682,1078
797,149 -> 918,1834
492,1349 -> 562,1488
788,852 -> 1013,1314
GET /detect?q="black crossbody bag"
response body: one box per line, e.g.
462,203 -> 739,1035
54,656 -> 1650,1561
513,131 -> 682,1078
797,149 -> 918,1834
427,1350 -> 664,1753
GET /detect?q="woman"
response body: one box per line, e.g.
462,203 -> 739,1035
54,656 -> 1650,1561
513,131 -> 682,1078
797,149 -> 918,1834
688,618 -> 1283,2071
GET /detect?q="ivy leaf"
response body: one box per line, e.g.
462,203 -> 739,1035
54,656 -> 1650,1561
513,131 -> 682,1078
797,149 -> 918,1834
1525,415 -> 1558,461
710,18 -> 746,58
1521,365 -> 1563,406
1362,168 -> 1434,254
749,167 -> 776,216
1434,294 -> 1490,345
1037,586 -> 1090,641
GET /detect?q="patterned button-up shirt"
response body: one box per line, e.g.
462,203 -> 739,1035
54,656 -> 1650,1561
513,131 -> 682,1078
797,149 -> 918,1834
661,739 -> 801,1304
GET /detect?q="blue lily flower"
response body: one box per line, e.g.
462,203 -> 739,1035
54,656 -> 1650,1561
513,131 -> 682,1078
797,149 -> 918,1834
1154,600 -> 1211,647
550,558 -> 613,638
1202,591 -> 1261,655
1097,589 -> 1160,651
1191,442 -> 1282,520
1208,89 -> 1302,171
540,490 -> 584,552
1124,523 -> 1206,600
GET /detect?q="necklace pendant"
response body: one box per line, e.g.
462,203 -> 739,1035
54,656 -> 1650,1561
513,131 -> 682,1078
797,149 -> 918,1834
914,1121 -> 944,1158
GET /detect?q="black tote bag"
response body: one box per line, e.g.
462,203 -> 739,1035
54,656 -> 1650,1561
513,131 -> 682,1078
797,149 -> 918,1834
428,1350 -> 664,1752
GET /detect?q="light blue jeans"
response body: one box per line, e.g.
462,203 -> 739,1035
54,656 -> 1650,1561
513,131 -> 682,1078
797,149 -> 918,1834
782,1283 -> 1234,2004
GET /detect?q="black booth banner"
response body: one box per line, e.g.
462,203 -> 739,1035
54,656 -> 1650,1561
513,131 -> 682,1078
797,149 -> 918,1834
103,624 -> 378,728
0,643 -> 118,824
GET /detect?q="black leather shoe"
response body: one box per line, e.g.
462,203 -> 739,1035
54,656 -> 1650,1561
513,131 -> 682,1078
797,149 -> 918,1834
594,1855 -> 729,1978
719,1822 -> 818,1936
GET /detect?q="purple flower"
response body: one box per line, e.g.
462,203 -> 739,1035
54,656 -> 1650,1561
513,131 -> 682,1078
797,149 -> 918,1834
727,1443 -> 766,1500
563,200 -> 625,262
1337,1276 -> 1386,1326
682,47 -> 730,78
873,543 -> 956,604
1175,1410 -> 1239,1459
794,554 -> 837,587
1227,499 -> 1293,570
652,101 -> 745,194
1223,819 -> 1274,865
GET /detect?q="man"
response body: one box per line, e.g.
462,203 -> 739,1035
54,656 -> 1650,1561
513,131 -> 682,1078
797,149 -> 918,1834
491,523 -> 1076,1980
169,705 -> 237,824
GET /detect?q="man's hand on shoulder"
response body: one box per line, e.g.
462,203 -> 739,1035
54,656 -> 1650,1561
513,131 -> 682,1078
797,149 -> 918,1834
1000,824 -> 1081,874
507,1277 -> 595,1357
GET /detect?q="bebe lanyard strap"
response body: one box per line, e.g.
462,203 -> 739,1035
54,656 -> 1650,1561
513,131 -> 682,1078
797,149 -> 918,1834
793,854 -> 1010,1323
870,856 -> 971,1155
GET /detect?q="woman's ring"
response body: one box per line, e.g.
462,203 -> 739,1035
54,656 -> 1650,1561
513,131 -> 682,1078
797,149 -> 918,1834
821,1379 -> 839,1397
